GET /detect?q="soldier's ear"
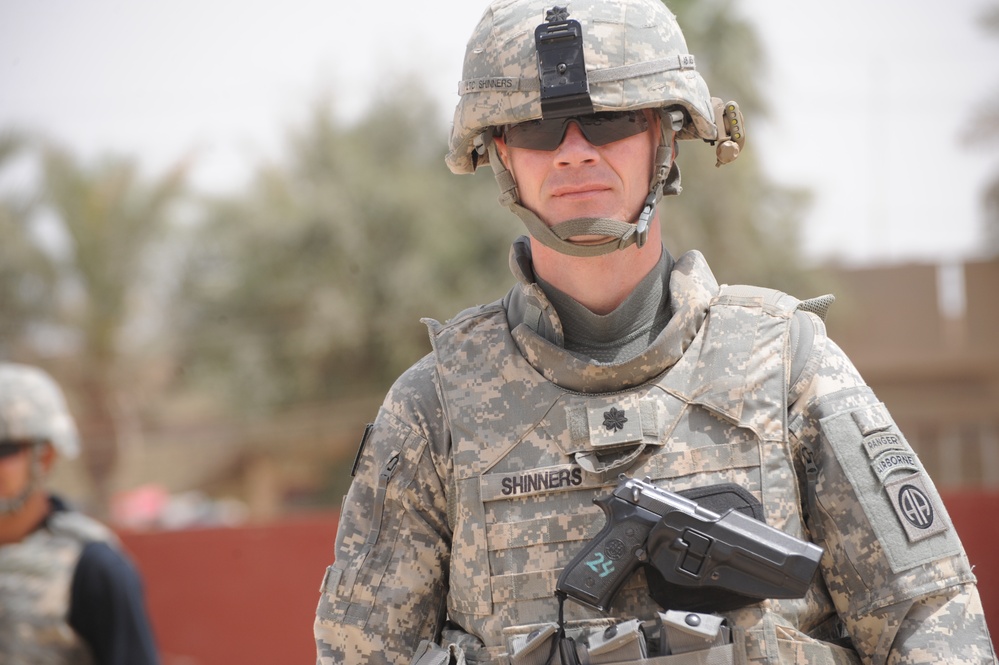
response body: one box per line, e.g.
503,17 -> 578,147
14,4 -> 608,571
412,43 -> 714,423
493,134 -> 512,170
39,442 -> 57,473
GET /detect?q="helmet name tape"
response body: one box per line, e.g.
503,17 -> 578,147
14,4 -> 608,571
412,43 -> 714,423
457,55 -> 698,98
535,7 -> 594,119
460,77 -> 521,95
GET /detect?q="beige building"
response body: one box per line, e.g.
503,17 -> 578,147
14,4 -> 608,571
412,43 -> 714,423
825,258 -> 999,490
51,258 -> 999,521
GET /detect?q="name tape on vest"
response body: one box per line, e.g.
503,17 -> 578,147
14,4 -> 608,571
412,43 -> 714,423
481,465 -> 584,501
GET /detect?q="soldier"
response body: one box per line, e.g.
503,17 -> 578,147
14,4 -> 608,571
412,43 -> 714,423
315,0 -> 997,663
0,363 -> 159,664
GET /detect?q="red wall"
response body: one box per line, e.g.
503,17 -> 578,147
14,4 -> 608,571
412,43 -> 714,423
120,512 -> 339,665
120,493 -> 999,665
938,492 -> 999,628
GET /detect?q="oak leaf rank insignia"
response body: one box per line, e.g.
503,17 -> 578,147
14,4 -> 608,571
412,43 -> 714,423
546,6 -> 570,22
603,407 -> 628,432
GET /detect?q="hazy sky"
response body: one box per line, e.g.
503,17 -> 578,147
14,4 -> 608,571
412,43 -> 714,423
2,0 -> 997,267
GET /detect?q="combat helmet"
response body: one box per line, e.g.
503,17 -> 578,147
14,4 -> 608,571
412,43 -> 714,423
0,363 -> 80,513
447,0 -> 745,257
0,363 -> 80,458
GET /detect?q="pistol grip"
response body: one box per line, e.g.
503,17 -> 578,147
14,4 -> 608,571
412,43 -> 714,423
555,496 -> 656,611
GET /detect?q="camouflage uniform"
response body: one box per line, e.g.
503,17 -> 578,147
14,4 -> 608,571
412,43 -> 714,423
0,363 -> 160,664
315,0 -> 995,661
315,240 -> 996,664
0,508 -> 115,664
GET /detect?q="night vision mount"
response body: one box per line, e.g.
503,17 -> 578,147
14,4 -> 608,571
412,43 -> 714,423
535,6 -> 594,119
711,98 -> 745,167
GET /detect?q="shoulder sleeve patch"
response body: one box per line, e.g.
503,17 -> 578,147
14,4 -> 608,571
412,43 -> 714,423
871,449 -> 920,483
851,402 -> 892,435
884,473 -> 949,543
820,404 -> 962,574
862,431 -> 907,460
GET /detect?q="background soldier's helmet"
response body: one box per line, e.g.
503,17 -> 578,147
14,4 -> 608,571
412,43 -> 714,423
0,363 -> 80,458
446,0 -> 718,174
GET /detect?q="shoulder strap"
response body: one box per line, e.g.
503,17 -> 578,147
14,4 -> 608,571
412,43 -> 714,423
48,509 -> 116,545
797,293 -> 835,321
716,285 -> 834,392
789,294 -> 835,392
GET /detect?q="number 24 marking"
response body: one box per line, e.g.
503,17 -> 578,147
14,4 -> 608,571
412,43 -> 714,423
585,552 -> 615,578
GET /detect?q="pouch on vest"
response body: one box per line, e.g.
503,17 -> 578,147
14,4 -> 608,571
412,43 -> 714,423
509,624 -> 559,665
658,611 -> 730,655
584,618 -> 648,663
409,639 -> 467,665
509,614 -> 731,665
509,620 -> 648,665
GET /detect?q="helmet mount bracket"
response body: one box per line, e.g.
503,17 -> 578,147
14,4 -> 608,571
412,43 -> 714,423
535,7 -> 594,119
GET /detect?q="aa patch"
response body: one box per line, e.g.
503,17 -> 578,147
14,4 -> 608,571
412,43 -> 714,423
885,473 -> 949,543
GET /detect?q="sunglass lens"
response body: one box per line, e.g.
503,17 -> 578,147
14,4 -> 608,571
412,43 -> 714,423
504,112 -> 648,151
0,443 -> 27,459
504,119 -> 565,150
580,112 -> 649,146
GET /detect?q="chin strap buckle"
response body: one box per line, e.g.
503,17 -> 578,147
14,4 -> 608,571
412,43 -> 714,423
636,192 -> 658,248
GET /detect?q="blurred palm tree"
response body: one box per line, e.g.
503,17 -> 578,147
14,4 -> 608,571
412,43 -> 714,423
175,87 -> 516,414
0,132 -> 59,357
38,145 -> 188,513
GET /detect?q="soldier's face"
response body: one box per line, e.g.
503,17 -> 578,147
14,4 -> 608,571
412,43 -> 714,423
0,443 -> 33,500
495,110 -> 661,232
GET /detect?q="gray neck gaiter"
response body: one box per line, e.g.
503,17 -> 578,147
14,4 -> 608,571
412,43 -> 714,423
535,249 -> 674,363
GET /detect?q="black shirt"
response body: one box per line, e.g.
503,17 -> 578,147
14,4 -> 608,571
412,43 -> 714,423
49,497 -> 160,664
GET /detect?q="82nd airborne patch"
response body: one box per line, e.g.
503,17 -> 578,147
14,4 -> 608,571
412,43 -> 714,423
884,472 -> 948,543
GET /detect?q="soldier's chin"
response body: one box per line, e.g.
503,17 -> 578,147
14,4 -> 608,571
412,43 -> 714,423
566,234 -> 619,246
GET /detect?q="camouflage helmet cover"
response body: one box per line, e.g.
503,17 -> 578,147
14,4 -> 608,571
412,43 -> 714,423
0,363 -> 80,458
447,0 -> 717,174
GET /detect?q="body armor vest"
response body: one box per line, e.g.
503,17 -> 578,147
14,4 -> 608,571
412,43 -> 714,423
0,509 -> 111,664
429,286 -> 851,664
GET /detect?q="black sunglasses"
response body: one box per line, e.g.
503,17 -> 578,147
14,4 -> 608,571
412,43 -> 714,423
0,441 -> 33,460
503,110 -> 650,151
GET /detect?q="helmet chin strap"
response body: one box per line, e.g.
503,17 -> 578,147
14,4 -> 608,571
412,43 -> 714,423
486,115 -> 681,258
